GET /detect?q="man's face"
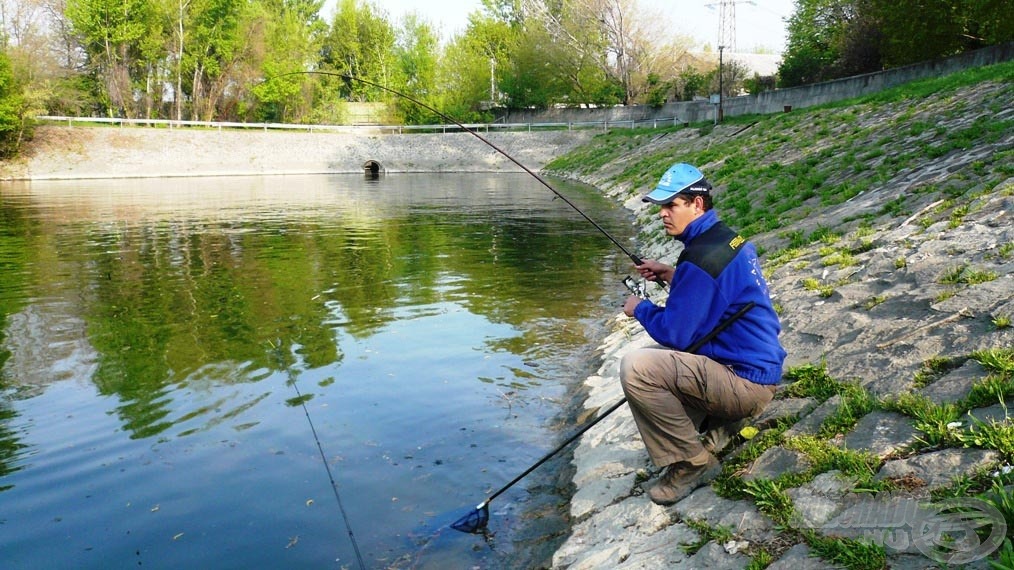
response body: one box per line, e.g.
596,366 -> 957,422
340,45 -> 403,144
659,196 -> 702,236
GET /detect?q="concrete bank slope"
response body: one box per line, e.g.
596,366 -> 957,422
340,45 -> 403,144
552,180 -> 1013,568
0,126 -> 595,180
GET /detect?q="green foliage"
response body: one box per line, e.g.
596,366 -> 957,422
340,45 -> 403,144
320,0 -> 398,102
779,0 -> 1014,88
804,531 -> 888,570
912,356 -> 963,388
880,392 -> 962,448
249,0 -> 327,122
973,349 -> 1014,374
66,0 -> 163,117
681,518 -> 735,555
390,15 -> 442,124
783,363 -> 841,402
957,415 -> 1014,462
0,51 -> 29,158
743,478 -> 796,526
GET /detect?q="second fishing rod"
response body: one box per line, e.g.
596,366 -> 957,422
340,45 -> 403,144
273,71 -> 666,288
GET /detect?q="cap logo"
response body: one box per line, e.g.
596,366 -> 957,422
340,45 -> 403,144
659,169 -> 674,189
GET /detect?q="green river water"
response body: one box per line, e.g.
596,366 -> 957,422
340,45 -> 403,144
0,173 -> 637,569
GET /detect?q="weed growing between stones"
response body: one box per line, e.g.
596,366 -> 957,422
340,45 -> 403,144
804,531 -> 888,570
680,519 -> 735,555
781,436 -> 883,489
742,479 -> 796,526
879,393 -> 963,449
744,548 -> 775,570
782,362 -> 850,403
912,356 -> 966,389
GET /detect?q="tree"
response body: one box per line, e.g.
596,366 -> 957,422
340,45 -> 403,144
511,0 -> 619,108
778,0 -> 851,87
432,4 -> 516,119
179,0 -> 253,121
870,0 -> 1012,66
391,14 -> 440,123
66,0 -> 162,117
710,57 -> 750,97
248,0 -> 327,122
319,0 -> 397,102
433,28 -> 494,121
517,0 -> 686,106
0,49 -> 29,157
779,0 -> 1014,88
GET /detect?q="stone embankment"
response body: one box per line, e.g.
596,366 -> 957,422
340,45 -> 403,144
0,125 -> 594,180
549,81 -> 1014,567
552,188 -> 1012,568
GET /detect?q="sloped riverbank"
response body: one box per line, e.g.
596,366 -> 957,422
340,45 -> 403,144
547,68 -> 1013,569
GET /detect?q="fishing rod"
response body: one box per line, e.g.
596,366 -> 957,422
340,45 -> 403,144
272,342 -> 366,570
449,301 -> 756,534
270,70 -> 665,287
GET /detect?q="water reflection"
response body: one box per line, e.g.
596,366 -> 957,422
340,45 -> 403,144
0,173 -> 634,568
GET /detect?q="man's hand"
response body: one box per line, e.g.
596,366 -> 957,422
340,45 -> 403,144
623,295 -> 642,317
634,259 -> 675,284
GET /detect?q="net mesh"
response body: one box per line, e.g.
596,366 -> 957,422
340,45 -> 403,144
450,505 -> 489,534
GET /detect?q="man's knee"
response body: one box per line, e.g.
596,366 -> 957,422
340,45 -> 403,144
619,349 -> 663,392
619,351 -> 638,391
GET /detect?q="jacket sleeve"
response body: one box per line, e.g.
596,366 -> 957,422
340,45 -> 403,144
632,262 -> 728,350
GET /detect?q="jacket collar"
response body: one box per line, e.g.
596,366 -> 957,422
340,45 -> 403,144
676,210 -> 719,244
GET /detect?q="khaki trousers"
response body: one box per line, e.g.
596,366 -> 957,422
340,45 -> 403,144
619,347 -> 775,467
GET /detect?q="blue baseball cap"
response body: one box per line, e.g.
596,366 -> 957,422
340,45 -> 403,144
642,162 -> 712,205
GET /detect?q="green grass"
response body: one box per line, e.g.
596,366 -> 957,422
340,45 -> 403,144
782,362 -> 851,403
912,356 -> 964,388
681,518 -> 735,555
880,392 -> 962,449
974,348 -> 1014,374
804,532 -> 887,570
743,478 -> 796,526
544,62 -> 1013,250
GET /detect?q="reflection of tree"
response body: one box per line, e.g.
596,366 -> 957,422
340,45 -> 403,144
0,199 -> 34,488
0,403 -> 25,491
4,177 -> 631,441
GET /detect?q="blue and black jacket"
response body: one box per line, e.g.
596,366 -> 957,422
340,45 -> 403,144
632,210 -> 786,384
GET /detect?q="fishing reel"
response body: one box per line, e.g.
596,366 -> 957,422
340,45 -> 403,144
622,276 -> 648,299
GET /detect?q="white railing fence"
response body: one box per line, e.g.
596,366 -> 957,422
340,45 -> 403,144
36,115 -> 685,134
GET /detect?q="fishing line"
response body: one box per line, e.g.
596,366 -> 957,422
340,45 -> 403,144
270,71 -> 655,272
274,342 -> 366,570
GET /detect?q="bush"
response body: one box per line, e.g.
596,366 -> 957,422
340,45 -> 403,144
0,50 -> 29,158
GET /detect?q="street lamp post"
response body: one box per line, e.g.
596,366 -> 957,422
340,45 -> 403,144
718,45 -> 725,123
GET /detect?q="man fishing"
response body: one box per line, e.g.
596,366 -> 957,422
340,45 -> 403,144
620,162 -> 786,506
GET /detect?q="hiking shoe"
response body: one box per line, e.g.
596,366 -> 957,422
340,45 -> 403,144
648,453 -> 721,506
701,418 -> 748,455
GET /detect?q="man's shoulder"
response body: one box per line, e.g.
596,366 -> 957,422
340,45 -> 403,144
677,221 -> 746,279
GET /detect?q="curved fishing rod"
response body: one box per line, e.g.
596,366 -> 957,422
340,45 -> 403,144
271,70 -> 653,270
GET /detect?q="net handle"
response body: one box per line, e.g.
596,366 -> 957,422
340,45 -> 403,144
483,301 -> 756,506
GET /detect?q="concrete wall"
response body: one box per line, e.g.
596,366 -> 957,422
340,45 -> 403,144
498,43 -> 1014,125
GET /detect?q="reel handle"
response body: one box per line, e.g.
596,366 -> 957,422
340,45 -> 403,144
630,254 -> 668,289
